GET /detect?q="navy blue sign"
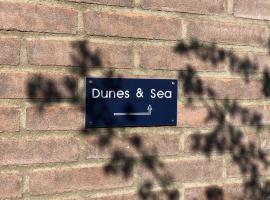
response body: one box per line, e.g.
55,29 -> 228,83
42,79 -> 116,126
85,78 -> 177,128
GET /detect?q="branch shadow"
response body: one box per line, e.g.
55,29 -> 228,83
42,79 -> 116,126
26,40 -> 179,200
25,38 -> 270,200
175,39 -> 270,200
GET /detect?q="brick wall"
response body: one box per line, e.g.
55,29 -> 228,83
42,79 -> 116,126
0,0 -> 270,199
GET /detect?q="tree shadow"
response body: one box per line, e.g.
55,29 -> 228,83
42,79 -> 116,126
175,39 -> 270,200
26,40 -> 179,200
25,38 -> 270,200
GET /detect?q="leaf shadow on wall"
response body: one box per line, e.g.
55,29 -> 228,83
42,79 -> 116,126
175,39 -> 270,200
26,40 -> 179,200
25,38 -> 270,200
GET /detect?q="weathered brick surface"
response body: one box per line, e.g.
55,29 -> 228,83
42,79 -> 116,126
187,20 -> 268,47
0,38 -> 20,65
84,10 -> 182,40
0,137 -> 79,165
140,159 -> 223,183
264,131 -> 270,149
0,173 -> 22,198
185,184 -> 243,200
0,2 -> 77,33
183,131 -> 261,153
0,0 -> 268,199
85,133 -> 180,159
226,157 -> 270,178
0,106 -> 20,132
26,106 -> 83,131
203,78 -> 262,99
231,51 -> 270,72
234,0 -> 270,20
29,166 -> 133,195
0,72 -> 78,99
87,194 -> 136,200
141,0 -> 227,15
69,0 -> 134,7
27,39 -> 133,68
177,105 -> 209,128
231,105 -> 270,126
139,45 -> 226,71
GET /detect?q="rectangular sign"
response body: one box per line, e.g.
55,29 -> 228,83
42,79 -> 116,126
85,77 -> 178,128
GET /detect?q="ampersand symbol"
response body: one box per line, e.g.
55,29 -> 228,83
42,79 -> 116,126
136,88 -> 144,98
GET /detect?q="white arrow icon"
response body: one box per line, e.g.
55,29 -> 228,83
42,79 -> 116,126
114,105 -> 152,116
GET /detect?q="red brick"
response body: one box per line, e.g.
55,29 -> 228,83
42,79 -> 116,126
171,159 -> 223,182
187,20 -> 268,47
0,38 -> 20,65
0,2 -> 77,33
140,159 -> 223,183
185,183 -> 243,200
84,10 -> 182,40
226,156 -> 269,178
264,131 -> 270,149
26,106 -> 83,131
254,106 -> 270,125
177,105 -> 209,128
27,39 -> 133,68
86,133 -> 180,159
230,51 -> 270,72
29,166 -> 133,195
231,105 -> 270,126
0,173 -> 22,198
141,0 -> 227,15
0,72 -> 78,99
184,131 -> 261,153
140,45 -> 225,71
0,136 -> 79,165
87,194 -> 136,200
0,106 -> 20,132
234,0 -> 270,20
203,78 -> 262,99
69,0 -> 133,7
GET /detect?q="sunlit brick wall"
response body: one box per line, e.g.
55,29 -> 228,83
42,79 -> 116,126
0,0 -> 270,199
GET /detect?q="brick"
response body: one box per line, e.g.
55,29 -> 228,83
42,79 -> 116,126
184,131 -> 261,153
140,159 -> 223,183
0,38 -> 20,65
187,20 -> 268,47
69,0 -> 133,7
177,105 -> 209,128
27,39 -> 133,68
185,183 -> 243,200
141,0 -> 227,15
84,10 -> 182,40
204,78 -> 262,99
86,133 -> 180,159
0,106 -> 20,132
226,157 -> 269,178
26,106 -> 83,131
140,45 -> 225,71
234,0 -> 270,20
0,2 -> 77,33
231,105 -> 270,126
87,194 -> 136,200
171,159 -> 223,182
0,72 -> 78,99
254,106 -> 270,125
0,173 -> 22,198
264,131 -> 270,149
0,137 -> 79,165
29,166 -> 133,195
230,51 -> 270,72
